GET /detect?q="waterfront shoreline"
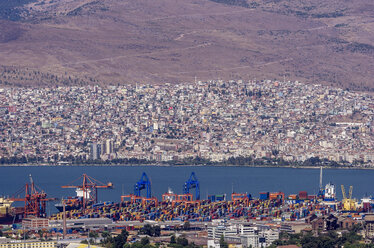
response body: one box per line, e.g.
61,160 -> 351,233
1,163 -> 373,170
2,165 -> 374,210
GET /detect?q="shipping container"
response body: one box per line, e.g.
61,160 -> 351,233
259,192 -> 269,200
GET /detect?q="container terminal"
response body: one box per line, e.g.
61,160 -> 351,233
3,170 -> 374,247
1,170 -> 373,226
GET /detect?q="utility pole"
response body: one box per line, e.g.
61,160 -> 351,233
63,200 -> 67,239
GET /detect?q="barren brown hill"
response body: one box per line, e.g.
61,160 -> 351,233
0,0 -> 373,90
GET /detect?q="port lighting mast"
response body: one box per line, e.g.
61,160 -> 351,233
183,172 -> 200,200
61,174 -> 113,211
134,172 -> 152,198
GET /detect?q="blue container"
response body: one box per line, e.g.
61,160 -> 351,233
259,192 -> 269,200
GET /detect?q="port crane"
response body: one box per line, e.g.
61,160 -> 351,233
341,185 -> 356,211
183,172 -> 200,200
61,174 -> 113,211
134,172 -> 152,198
121,172 -> 158,207
11,174 -> 55,217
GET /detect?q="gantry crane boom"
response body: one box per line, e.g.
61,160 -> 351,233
61,174 -> 113,211
341,185 -> 346,199
341,184 -> 356,212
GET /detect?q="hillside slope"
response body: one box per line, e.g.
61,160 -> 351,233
0,0 -> 373,90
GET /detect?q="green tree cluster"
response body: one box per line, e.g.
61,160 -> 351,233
89,231 -> 99,244
169,234 -> 199,248
219,235 -> 228,248
100,229 -> 129,248
140,224 -> 161,237
270,226 -> 369,248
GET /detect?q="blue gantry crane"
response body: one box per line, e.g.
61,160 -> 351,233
183,172 -> 200,200
134,172 -> 152,198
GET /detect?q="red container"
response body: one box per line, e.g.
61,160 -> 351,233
288,194 -> 297,200
363,203 -> 371,212
299,191 -> 308,199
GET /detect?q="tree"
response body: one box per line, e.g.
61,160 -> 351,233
271,149 -> 279,157
183,221 -> 190,231
170,235 -> 176,244
113,229 -> 129,248
38,230 -> 44,241
177,236 -> 189,246
219,235 -> 228,248
153,226 -> 161,237
141,224 -> 153,236
140,224 -> 160,237
271,229 -> 365,248
140,237 -> 150,246
129,242 -> 144,248
89,231 -> 99,244
102,231 -> 111,239
101,231 -> 113,248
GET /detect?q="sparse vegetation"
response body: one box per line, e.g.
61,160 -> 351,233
0,0 -> 35,21
311,11 -> 344,18
66,1 -> 108,16
208,0 -> 250,8
335,23 -> 348,28
0,66 -> 99,87
347,42 -> 374,55
0,0 -> 373,92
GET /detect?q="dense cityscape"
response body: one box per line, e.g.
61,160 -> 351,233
2,0 -> 374,246
0,80 -> 373,166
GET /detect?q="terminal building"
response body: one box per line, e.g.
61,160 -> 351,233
207,221 -> 279,248
0,239 -> 56,248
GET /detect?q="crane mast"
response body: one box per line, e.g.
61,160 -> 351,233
10,174 -> 55,217
61,174 -> 113,212
183,172 -> 200,200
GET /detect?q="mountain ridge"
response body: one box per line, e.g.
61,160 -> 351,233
0,0 -> 373,90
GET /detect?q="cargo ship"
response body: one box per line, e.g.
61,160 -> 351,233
0,197 -> 24,224
359,196 -> 374,212
55,188 -> 93,212
323,183 -> 336,201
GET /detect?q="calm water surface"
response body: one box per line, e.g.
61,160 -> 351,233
0,166 -> 373,213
